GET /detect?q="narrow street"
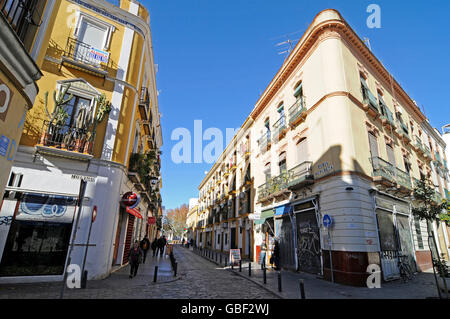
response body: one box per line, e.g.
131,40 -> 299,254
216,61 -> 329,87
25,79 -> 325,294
0,246 -> 277,299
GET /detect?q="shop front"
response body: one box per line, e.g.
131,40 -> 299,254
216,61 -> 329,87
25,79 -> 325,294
0,192 -> 77,277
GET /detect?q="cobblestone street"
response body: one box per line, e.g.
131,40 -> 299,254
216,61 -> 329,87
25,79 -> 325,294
0,246 -> 277,299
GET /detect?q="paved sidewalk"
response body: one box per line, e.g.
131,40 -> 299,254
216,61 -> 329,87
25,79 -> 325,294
191,247 -> 445,299
0,250 -> 177,299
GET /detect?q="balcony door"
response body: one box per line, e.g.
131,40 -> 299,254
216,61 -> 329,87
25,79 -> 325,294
296,138 -> 308,165
76,19 -> 107,65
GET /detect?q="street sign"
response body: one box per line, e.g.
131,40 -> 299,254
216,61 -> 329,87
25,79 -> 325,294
229,249 -> 241,266
71,174 -> 96,183
323,214 -> 332,228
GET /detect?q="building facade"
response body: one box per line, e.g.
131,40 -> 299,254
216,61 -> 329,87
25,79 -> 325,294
196,9 -> 449,286
197,119 -> 254,259
0,0 -> 45,200
0,0 -> 163,283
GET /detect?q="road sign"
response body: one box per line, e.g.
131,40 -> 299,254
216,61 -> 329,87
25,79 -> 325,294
323,214 -> 332,228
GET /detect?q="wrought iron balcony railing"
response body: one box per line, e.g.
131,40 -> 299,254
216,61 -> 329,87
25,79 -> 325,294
287,162 -> 314,188
272,116 -> 286,140
139,87 -> 150,121
257,161 -> 314,201
361,86 -> 379,113
62,37 -> 110,73
370,156 -> 412,190
258,132 -> 271,151
39,120 -> 95,155
288,98 -> 306,126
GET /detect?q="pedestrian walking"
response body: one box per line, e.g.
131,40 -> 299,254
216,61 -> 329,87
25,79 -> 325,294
140,235 -> 151,264
157,235 -> 167,257
129,241 -> 143,278
151,237 -> 158,257
271,239 -> 280,270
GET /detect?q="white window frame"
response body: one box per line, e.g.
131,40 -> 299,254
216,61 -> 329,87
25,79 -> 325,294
73,10 -> 115,50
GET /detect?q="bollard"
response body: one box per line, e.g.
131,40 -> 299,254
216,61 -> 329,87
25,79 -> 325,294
239,260 -> 242,272
81,270 -> 88,289
299,279 -> 305,299
277,272 -> 282,292
263,267 -> 267,284
174,262 -> 178,277
153,266 -> 159,283
220,254 -> 222,265
248,262 -> 252,277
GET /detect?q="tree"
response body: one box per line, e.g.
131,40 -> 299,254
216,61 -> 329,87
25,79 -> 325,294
411,177 -> 449,298
163,204 -> 189,239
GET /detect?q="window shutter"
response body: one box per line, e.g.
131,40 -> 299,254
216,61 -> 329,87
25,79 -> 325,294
368,133 -> 379,158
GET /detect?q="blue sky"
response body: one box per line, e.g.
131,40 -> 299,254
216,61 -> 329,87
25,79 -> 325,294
143,0 -> 450,210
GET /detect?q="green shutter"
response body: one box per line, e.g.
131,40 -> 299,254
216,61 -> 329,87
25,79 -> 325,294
294,83 -> 303,97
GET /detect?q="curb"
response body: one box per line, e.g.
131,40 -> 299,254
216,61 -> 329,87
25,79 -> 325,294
226,268 -> 285,299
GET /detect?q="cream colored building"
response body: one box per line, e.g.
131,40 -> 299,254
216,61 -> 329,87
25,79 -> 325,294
197,119 -> 254,259
197,9 -> 449,286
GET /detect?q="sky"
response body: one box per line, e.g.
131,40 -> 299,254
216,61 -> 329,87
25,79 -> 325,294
142,0 -> 450,210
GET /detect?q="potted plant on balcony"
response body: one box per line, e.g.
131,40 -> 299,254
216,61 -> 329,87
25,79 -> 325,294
41,85 -> 73,147
83,93 -> 111,154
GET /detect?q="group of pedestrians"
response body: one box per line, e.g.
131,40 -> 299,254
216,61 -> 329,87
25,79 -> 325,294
128,234 -> 167,279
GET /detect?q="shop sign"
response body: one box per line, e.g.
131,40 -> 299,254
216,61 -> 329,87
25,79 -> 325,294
148,216 -> 156,224
126,207 -> 143,219
121,192 -> 140,209
314,161 -> 334,179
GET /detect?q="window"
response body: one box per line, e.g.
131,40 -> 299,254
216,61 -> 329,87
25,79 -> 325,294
277,103 -> 285,127
63,94 -> 92,128
378,92 -> 386,116
264,162 -> 271,181
386,144 -> 395,166
368,132 -> 379,159
414,217 -> 424,250
403,157 -> 411,174
296,137 -> 308,164
264,119 -> 270,139
294,82 -> 303,99
279,152 -> 287,174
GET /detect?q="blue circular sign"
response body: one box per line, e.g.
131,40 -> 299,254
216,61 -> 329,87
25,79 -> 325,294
323,214 -> 332,228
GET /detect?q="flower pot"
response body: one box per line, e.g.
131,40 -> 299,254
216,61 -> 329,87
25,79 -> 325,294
83,141 -> 92,154
40,132 -> 52,146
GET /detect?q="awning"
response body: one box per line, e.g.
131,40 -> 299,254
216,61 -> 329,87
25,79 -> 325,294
255,209 -> 274,225
274,205 -> 292,217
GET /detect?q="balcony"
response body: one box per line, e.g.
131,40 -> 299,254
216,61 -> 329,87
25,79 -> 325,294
369,156 -> 398,187
272,117 -> 287,141
61,37 -> 110,77
288,99 -> 307,127
37,120 -> 94,160
413,135 -> 425,156
258,133 -> 271,152
287,162 -> 314,189
138,87 -> 150,122
362,87 -> 379,117
424,145 -> 432,160
395,167 -> 412,192
257,162 -> 314,203
380,105 -> 396,131
395,120 -> 411,144
257,181 -> 273,202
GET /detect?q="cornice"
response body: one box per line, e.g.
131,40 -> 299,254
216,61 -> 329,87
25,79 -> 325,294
249,9 -> 427,125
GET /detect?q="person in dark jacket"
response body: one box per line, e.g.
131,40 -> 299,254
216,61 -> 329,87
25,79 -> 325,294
140,235 -> 151,264
151,237 -> 158,257
157,235 -> 167,257
272,240 -> 281,271
129,241 -> 143,278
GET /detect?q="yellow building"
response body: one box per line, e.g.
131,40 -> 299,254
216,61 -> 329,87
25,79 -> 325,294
0,0 -> 163,283
0,1 -> 44,199
198,9 -> 449,286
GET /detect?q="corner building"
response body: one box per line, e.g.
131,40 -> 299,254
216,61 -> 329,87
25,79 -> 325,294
0,0 -> 163,283
199,9 -> 449,286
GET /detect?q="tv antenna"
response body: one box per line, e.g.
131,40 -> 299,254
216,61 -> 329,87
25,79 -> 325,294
363,37 -> 372,51
272,30 -> 302,60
